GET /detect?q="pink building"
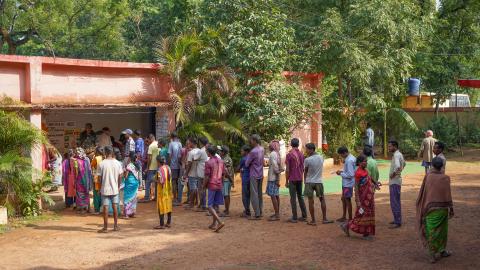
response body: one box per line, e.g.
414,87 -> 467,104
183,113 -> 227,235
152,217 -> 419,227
0,55 -> 174,171
0,55 -> 323,170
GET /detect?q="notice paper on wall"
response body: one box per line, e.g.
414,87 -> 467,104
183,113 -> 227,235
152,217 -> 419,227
45,121 -> 76,153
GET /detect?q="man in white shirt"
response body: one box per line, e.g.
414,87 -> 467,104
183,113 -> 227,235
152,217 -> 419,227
366,123 -> 375,157
196,137 -> 209,211
388,140 -> 405,229
185,138 -> 200,209
97,127 -> 113,148
304,143 -> 333,225
122,129 -> 136,159
97,146 -> 123,233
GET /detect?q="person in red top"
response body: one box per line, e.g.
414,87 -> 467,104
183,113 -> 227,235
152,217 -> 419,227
285,138 -> 307,223
203,146 -> 226,232
340,154 -> 376,240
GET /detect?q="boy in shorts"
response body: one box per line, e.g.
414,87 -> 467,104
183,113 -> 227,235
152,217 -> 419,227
336,147 -> 356,222
97,146 -> 124,233
304,143 -> 333,225
203,146 -> 226,232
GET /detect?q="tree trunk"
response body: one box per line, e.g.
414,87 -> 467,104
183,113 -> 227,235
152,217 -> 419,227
434,97 -> 440,117
383,108 -> 388,158
8,43 -> 16,54
454,90 -> 463,156
347,79 -> 352,104
0,28 -> 15,54
337,75 -> 343,100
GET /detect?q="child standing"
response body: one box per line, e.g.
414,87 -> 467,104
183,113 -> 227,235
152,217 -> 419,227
204,146 -> 226,232
220,145 -> 234,217
154,156 -> 173,229
91,146 -> 105,214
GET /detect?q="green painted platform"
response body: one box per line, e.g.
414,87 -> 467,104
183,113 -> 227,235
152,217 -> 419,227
279,159 -> 424,196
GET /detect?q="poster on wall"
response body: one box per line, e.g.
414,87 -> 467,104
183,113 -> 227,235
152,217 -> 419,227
45,121 -> 77,153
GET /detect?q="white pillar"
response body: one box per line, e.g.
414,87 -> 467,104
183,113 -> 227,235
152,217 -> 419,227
30,109 -> 43,177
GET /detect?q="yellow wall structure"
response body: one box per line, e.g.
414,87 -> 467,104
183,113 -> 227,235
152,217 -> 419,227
402,95 -> 434,109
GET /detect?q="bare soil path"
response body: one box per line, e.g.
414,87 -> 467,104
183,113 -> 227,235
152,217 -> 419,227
1,150 -> 479,270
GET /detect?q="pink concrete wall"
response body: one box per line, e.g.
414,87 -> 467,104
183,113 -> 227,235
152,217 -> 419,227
0,62 -> 26,101
37,65 -> 169,104
0,55 -> 169,105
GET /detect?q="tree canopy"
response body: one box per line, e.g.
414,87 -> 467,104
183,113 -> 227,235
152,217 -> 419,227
2,0 -> 479,146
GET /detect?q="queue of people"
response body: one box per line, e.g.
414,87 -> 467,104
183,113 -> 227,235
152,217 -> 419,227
53,122 -> 453,263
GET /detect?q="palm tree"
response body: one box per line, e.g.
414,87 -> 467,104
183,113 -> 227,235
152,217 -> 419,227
382,107 -> 419,157
154,31 -> 236,128
0,108 -> 52,216
178,92 -> 247,144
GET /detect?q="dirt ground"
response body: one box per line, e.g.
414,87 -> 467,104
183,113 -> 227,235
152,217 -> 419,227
1,150 -> 480,270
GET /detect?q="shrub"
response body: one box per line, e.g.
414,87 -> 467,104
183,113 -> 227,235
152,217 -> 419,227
463,115 -> 480,144
426,116 -> 458,149
0,110 -> 52,217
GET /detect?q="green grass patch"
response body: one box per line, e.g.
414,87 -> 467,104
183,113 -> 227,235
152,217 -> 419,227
0,212 -> 59,234
279,159 -> 424,196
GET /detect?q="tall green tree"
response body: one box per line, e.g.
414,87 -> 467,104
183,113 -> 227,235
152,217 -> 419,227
124,0 -> 200,62
278,0 -> 426,152
1,0 -> 130,60
414,0 -> 480,114
199,0 -> 321,141
200,0 -> 295,74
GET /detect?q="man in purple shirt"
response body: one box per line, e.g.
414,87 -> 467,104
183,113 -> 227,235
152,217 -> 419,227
245,134 -> 265,220
285,138 -> 307,222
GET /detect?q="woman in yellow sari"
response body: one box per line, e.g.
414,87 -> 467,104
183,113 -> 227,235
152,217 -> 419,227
154,156 -> 173,229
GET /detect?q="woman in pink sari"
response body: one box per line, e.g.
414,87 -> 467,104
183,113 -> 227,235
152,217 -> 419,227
62,149 -> 77,208
340,154 -> 376,240
74,148 -> 93,214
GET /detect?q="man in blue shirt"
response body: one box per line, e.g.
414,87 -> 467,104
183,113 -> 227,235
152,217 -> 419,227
133,130 -> 145,158
133,130 -> 145,176
336,147 -> 356,222
168,132 -> 183,205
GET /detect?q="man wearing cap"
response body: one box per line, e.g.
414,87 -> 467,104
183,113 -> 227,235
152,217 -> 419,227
122,129 -> 136,160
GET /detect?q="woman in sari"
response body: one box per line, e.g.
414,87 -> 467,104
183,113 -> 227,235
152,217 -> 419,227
154,156 -> 173,229
124,152 -> 141,218
416,157 -> 454,263
91,146 -> 105,214
62,149 -> 77,208
340,154 -> 375,240
74,147 -> 93,214
48,147 -> 63,191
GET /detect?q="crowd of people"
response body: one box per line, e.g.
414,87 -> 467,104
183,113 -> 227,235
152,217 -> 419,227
49,123 -> 454,263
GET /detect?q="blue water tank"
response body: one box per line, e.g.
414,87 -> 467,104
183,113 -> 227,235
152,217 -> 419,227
407,78 -> 421,96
